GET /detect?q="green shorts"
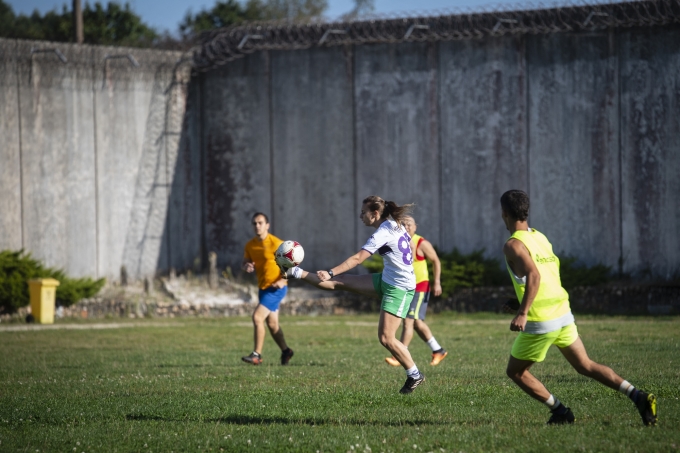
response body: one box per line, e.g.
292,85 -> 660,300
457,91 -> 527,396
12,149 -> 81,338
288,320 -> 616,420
372,273 -> 414,319
511,323 -> 579,362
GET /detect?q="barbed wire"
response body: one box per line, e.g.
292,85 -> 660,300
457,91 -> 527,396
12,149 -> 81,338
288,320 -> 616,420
194,0 -> 680,70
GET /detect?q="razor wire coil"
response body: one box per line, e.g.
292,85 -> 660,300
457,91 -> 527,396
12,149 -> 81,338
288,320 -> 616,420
193,0 -> 680,70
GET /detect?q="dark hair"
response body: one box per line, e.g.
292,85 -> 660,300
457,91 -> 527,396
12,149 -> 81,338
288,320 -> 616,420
500,190 -> 530,221
252,212 -> 269,223
362,195 -> 415,227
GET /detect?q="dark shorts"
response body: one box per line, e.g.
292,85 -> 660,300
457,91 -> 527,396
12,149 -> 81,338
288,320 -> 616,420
406,291 -> 429,320
258,286 -> 288,312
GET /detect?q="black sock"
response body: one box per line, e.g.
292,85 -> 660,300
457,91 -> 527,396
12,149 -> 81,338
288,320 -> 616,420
629,388 -> 642,404
551,402 -> 568,415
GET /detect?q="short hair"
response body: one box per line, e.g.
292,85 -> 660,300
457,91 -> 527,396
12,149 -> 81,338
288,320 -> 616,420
251,212 -> 269,223
500,190 -> 530,221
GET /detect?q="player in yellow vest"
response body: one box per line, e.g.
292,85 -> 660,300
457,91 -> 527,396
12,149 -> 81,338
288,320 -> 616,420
385,216 -> 447,367
500,190 -> 657,425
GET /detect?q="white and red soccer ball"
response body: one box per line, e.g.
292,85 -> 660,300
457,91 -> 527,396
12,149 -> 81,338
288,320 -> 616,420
275,241 -> 305,269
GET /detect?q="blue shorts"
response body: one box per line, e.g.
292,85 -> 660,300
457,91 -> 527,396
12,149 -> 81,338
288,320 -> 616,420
258,286 -> 288,312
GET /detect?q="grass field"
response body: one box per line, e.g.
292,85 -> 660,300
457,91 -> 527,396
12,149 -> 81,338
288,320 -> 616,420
1,313 -> 679,452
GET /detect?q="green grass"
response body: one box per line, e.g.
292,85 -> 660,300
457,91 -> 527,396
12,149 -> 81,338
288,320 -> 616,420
1,313 -> 679,452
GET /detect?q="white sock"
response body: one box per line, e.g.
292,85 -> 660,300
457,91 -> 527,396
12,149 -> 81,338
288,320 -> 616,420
426,337 -> 442,352
405,365 -> 421,379
619,380 -> 635,397
543,394 -> 561,410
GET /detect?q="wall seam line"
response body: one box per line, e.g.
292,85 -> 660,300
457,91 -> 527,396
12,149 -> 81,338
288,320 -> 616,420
91,47 -> 100,279
15,39 -> 24,250
617,28 -> 624,277
351,45 -> 358,254
525,35 -> 531,199
268,51 -> 275,227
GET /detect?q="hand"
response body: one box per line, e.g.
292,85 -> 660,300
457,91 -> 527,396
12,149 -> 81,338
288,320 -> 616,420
432,282 -> 442,297
510,313 -> 527,332
270,279 -> 286,289
242,262 -> 254,273
316,270 -> 331,282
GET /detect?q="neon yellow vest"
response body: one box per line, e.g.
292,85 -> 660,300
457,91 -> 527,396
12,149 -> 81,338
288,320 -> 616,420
411,234 -> 429,284
506,228 -> 570,322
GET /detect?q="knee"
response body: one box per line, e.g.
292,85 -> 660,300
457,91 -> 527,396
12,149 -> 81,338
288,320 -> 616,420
252,313 -> 264,326
572,360 -> 594,376
506,366 -> 524,382
378,333 -> 392,348
266,319 -> 279,332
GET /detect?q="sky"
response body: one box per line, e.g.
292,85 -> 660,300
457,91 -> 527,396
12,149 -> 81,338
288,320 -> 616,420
6,0 -> 517,34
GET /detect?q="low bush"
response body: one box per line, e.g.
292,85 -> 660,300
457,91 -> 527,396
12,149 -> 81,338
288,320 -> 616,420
558,256 -> 611,290
362,248 -> 613,298
362,248 -> 506,298
0,250 -> 105,313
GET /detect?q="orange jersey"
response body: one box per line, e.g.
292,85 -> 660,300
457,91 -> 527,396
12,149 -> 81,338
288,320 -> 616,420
244,234 -> 286,290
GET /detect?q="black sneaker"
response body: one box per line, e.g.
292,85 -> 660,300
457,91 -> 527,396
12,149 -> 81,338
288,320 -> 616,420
241,352 -> 262,365
281,348 -> 294,365
399,374 -> 425,394
635,391 -> 657,426
547,407 -> 575,425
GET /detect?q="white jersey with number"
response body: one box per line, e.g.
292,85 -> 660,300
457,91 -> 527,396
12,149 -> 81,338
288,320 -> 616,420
362,219 -> 416,290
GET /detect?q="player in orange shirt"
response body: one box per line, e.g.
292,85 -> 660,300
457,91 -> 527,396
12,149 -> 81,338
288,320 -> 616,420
241,212 -> 294,366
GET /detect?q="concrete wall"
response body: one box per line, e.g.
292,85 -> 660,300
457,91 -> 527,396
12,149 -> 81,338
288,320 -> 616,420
355,42 -> 440,250
620,26 -> 680,278
17,41 -> 97,277
527,32 -> 620,267
198,25 -> 680,278
439,37 -> 528,256
2,24 -> 679,282
0,38 -> 196,281
271,47 -> 355,271
201,52 -> 272,271
0,40 -> 22,252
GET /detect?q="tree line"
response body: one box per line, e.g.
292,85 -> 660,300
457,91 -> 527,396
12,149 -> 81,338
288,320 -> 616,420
0,0 -> 374,49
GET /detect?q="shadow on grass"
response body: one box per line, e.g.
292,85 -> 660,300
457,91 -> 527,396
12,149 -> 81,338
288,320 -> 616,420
125,413 -> 453,426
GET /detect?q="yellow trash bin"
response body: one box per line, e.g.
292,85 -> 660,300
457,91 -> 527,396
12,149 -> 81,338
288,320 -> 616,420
28,278 -> 60,324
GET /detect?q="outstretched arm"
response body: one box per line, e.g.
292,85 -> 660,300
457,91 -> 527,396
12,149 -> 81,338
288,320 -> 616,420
317,249 -> 372,282
503,239 -> 540,332
418,240 -> 442,296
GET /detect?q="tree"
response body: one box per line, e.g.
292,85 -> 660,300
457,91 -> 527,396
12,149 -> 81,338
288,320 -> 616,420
0,0 -> 158,47
341,0 -> 375,21
179,0 -> 328,40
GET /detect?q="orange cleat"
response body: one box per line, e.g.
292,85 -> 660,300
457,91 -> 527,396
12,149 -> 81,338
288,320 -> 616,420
430,349 -> 448,366
242,352 -> 262,365
385,356 -> 401,367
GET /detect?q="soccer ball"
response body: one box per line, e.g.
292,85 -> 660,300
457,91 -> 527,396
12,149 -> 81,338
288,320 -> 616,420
275,241 -> 304,269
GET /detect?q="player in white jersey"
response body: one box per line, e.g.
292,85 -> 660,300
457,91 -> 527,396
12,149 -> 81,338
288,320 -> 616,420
282,195 -> 425,394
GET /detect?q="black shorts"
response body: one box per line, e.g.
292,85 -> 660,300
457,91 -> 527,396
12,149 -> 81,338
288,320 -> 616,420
405,291 -> 429,320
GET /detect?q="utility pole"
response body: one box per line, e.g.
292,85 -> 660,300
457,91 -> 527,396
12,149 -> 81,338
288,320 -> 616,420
73,0 -> 84,44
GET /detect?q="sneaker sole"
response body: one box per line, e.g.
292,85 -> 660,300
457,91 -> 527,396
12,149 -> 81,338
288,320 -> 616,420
645,394 -> 658,426
400,376 -> 425,394
430,351 -> 448,366
241,358 -> 262,365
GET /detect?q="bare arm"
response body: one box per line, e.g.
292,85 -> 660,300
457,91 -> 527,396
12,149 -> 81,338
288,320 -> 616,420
242,256 -> 254,273
317,249 -> 372,282
418,240 -> 442,297
503,238 -> 541,332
